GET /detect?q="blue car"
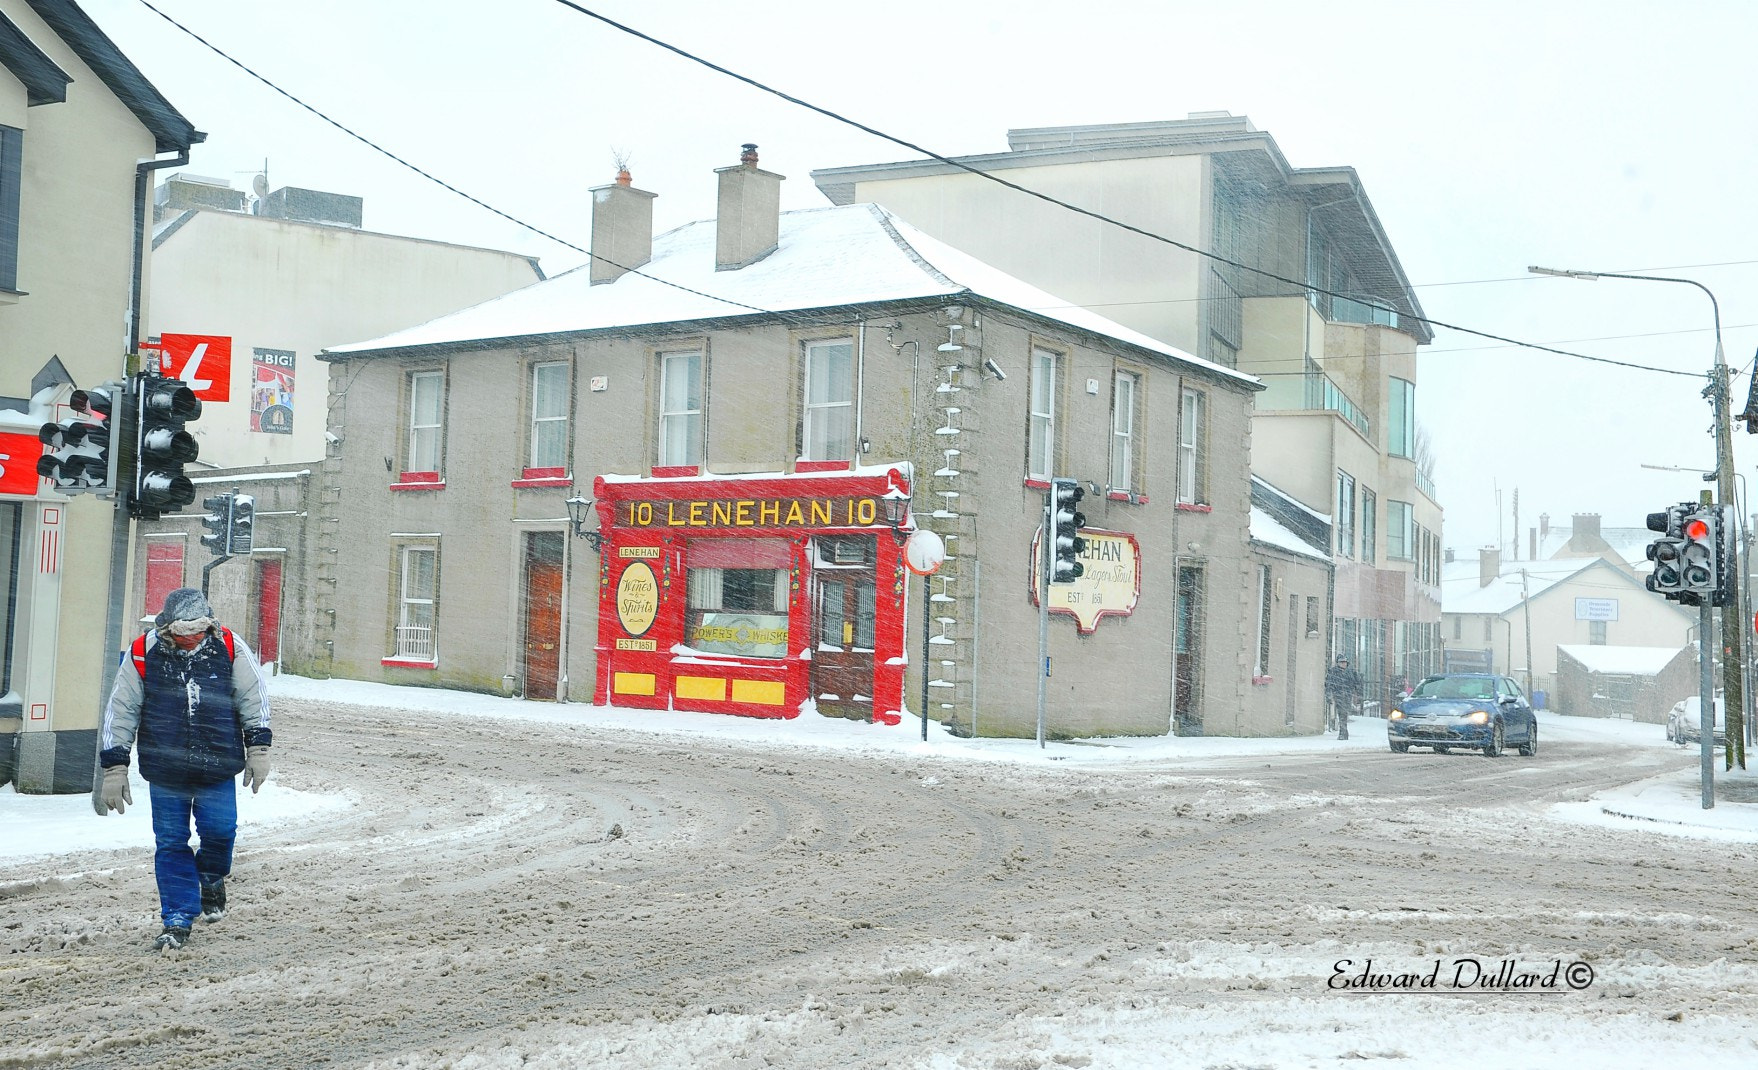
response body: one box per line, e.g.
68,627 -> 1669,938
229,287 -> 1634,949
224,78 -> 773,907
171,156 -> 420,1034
1387,673 -> 1538,757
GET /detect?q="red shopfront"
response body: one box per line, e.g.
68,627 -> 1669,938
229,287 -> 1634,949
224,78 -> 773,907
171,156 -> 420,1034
591,469 -> 911,723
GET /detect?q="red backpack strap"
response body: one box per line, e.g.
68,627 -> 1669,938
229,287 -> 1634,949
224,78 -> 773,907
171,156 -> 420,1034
219,626 -> 236,660
130,634 -> 149,677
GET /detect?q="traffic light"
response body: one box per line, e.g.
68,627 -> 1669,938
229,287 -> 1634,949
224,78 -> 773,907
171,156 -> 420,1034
1679,507 -> 1719,603
228,494 -> 255,555
131,374 -> 200,520
1049,478 -> 1087,584
200,493 -> 234,557
1676,504 -> 1736,607
36,383 -> 119,496
1645,505 -> 1689,600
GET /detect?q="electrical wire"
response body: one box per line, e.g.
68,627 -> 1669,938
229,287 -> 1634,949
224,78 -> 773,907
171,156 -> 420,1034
133,0 -> 799,324
550,2 -> 1698,379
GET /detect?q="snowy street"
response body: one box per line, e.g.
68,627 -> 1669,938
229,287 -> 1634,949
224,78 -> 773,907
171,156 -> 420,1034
5,680 -> 1758,1069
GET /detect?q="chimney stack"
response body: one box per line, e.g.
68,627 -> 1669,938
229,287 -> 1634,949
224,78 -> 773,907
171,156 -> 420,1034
715,143 -> 784,271
589,171 -> 657,286
1478,546 -> 1500,589
1572,512 -> 1601,540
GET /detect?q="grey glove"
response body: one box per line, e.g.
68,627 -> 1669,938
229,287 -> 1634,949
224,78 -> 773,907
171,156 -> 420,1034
241,745 -> 271,793
100,765 -> 133,815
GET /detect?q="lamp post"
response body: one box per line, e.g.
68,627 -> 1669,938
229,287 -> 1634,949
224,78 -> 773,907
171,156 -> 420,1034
1533,265 -> 1745,782
565,495 -> 603,552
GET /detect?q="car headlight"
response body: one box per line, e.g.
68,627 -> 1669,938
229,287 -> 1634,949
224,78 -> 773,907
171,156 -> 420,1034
1465,710 -> 1490,725
1388,709 -> 1405,720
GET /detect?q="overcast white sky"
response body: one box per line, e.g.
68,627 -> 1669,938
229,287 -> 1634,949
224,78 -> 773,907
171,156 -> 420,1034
79,0 -> 1758,554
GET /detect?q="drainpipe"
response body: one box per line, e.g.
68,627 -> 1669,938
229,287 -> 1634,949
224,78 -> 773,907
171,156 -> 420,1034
130,151 -> 190,368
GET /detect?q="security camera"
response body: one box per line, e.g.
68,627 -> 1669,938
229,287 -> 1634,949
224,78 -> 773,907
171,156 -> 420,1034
324,431 -> 342,444
983,358 -> 1006,381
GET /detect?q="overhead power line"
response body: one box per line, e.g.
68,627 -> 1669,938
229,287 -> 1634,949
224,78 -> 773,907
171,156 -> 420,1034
134,0 -> 793,323
550,2 -> 1699,379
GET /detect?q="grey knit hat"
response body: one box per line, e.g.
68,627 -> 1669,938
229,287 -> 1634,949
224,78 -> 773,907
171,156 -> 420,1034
154,587 -> 213,629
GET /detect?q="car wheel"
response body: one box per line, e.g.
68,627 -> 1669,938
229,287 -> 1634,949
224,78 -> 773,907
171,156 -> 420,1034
1434,745 -> 1449,754
1518,721 -> 1537,757
1390,741 -> 1409,753
1482,720 -> 1504,757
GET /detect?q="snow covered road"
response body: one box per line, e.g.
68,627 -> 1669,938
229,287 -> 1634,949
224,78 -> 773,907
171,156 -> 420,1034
4,693 -> 1757,1069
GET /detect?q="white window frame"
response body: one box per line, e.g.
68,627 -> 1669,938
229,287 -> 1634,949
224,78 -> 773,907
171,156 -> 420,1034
1110,371 -> 1138,494
658,350 -> 703,468
1178,387 -> 1205,504
1336,470 -> 1356,559
407,370 -> 444,474
802,338 -> 855,460
395,545 -> 437,661
1361,488 -> 1377,565
529,361 -> 570,469
1029,346 -> 1059,480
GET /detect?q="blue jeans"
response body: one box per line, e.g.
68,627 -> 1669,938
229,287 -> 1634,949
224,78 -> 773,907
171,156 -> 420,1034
148,780 -> 237,928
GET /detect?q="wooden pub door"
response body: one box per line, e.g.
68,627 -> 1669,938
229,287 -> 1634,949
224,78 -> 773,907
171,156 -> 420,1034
523,532 -> 564,700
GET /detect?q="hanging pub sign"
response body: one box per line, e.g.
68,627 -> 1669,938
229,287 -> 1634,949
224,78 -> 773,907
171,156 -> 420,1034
1030,527 -> 1142,634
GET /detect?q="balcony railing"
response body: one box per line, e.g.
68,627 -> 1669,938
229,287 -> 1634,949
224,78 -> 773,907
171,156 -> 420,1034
1258,368 -> 1371,440
1415,468 -> 1437,500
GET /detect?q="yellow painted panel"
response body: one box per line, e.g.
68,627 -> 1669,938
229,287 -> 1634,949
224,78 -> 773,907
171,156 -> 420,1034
676,675 -> 727,701
613,672 -> 656,696
731,679 -> 786,706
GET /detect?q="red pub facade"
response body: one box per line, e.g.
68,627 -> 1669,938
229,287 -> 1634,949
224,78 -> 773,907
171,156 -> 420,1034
592,468 -> 913,722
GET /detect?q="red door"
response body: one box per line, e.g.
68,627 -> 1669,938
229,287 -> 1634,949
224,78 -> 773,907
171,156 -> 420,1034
809,535 -> 877,721
523,532 -> 564,699
254,558 -> 282,665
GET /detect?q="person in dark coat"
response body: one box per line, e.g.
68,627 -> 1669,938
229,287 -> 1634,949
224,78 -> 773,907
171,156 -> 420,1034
97,588 -> 273,951
1324,655 -> 1362,740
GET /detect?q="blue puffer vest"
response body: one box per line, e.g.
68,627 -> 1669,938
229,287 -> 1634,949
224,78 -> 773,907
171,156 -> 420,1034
136,635 -> 245,790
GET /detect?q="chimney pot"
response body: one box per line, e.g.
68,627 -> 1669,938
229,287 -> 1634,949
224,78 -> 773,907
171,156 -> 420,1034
715,147 -> 785,271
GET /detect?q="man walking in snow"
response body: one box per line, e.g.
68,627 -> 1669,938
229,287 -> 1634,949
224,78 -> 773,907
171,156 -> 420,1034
97,588 -> 273,951
1324,655 -> 1362,741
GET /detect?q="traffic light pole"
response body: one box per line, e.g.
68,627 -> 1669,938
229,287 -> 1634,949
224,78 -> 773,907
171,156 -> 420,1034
1700,598 -> 1716,809
90,375 -> 138,815
1036,485 -> 1051,749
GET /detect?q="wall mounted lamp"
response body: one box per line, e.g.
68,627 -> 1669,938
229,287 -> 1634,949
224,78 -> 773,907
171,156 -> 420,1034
881,490 -> 911,546
565,495 -> 604,552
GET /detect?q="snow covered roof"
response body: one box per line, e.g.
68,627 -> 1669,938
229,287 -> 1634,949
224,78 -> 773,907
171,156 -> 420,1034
1557,645 -> 1685,676
1441,557 -> 1612,616
323,203 -> 1257,389
1249,506 -> 1329,561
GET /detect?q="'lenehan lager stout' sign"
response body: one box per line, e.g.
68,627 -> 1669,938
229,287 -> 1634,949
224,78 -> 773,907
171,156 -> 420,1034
617,496 -> 880,530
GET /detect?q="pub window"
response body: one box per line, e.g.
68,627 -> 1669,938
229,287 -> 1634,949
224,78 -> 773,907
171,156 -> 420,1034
658,349 -> 703,468
393,544 -> 438,661
529,361 -> 570,469
1110,370 -> 1139,494
1028,346 -> 1059,481
685,538 -> 790,659
1178,387 -> 1206,504
802,338 -> 855,460
405,370 -> 445,475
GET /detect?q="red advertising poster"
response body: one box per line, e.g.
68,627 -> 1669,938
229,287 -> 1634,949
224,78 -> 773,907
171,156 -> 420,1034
158,333 -> 233,402
0,429 -> 44,496
251,348 -> 296,435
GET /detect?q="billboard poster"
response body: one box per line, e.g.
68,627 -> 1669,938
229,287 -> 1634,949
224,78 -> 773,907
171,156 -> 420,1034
159,333 -> 233,402
251,348 -> 296,434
